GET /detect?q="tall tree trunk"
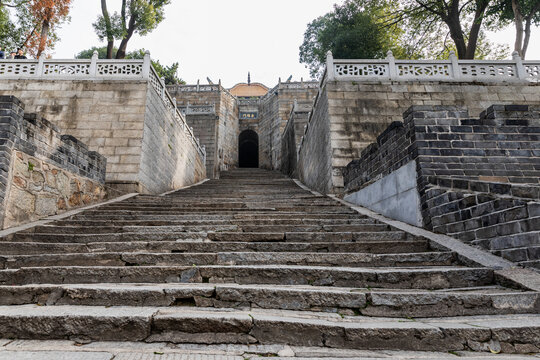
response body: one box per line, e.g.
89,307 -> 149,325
37,19 -> 49,57
520,1 -> 540,59
445,1 -> 468,58
116,15 -> 135,59
511,0 -> 525,57
522,17 -> 532,58
464,1 -> 489,59
101,0 -> 114,59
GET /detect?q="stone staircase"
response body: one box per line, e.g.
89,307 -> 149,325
0,169 -> 539,356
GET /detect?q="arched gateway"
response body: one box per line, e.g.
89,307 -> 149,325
238,130 -> 259,168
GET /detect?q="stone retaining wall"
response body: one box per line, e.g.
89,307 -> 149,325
0,96 -> 107,228
0,79 -> 206,193
169,86 -> 238,178
138,88 -> 206,194
305,80 -> 540,194
343,104 -> 540,269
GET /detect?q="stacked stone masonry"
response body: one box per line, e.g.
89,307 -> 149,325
0,79 -> 206,193
258,82 -> 318,170
343,104 -> 540,269
296,80 -> 540,195
280,102 -> 311,177
0,96 -> 107,228
168,85 -> 238,178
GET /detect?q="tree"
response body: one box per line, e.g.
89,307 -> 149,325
386,0 -> 494,59
75,46 -> 185,85
26,0 -> 72,57
488,0 -> 540,58
0,1 -> 35,52
93,0 -> 171,59
300,0 -> 406,78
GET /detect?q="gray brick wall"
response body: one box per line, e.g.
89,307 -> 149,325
0,95 -> 107,227
343,104 -> 540,269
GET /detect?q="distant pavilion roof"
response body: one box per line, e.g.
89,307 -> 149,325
229,83 -> 269,97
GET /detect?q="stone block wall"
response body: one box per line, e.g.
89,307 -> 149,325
170,85 -> 238,177
138,88 -> 206,194
184,113 -> 218,178
343,104 -> 540,269
296,86 -> 333,193
319,80 -> 540,194
0,79 -> 205,193
259,82 -> 318,170
280,102 -> 312,177
0,96 -> 107,228
217,90 -> 239,172
0,80 -> 147,188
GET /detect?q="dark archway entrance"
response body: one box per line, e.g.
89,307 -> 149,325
239,130 -> 259,168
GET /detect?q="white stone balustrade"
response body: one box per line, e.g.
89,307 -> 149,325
325,51 -> 540,83
0,51 -> 206,158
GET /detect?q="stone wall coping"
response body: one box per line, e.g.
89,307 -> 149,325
325,50 -> 540,83
0,53 -> 206,159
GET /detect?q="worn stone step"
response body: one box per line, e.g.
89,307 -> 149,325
0,343 -> 537,360
23,223 -> 387,235
77,208 -> 359,215
8,231 -> 417,244
0,305 -> 537,353
208,232 -> 414,243
0,240 -> 431,255
49,218 -> 376,227
0,283 -> 536,317
0,265 -> 493,289
1,251 -> 456,269
68,213 -> 366,222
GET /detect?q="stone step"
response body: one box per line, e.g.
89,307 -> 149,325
77,207 -> 359,215
1,251 -> 457,269
0,343 -> 537,360
8,231 -> 417,243
0,283 -> 536,317
49,218 -> 376,227
0,305 -> 537,353
0,265 -> 493,289
23,223 -> 388,235
68,213 -> 366,221
0,240 -> 431,255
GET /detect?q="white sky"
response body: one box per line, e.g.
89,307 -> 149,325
53,0 -> 540,88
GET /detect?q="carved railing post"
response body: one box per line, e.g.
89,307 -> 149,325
387,50 -> 397,81
89,51 -> 98,77
449,51 -> 461,80
36,54 -> 46,77
513,51 -> 527,80
326,51 -> 335,81
142,50 -> 151,80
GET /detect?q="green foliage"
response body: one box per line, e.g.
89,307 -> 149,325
488,0 -> 540,26
93,0 -> 171,58
0,2 -> 35,52
75,46 -> 185,85
300,0 -> 406,78
383,0 -> 506,60
151,59 -> 183,85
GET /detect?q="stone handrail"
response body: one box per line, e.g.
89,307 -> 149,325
0,51 -> 206,160
326,51 -> 540,82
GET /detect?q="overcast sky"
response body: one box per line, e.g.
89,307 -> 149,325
53,0 -> 540,88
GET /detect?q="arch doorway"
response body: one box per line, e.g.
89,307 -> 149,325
239,130 -> 259,168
